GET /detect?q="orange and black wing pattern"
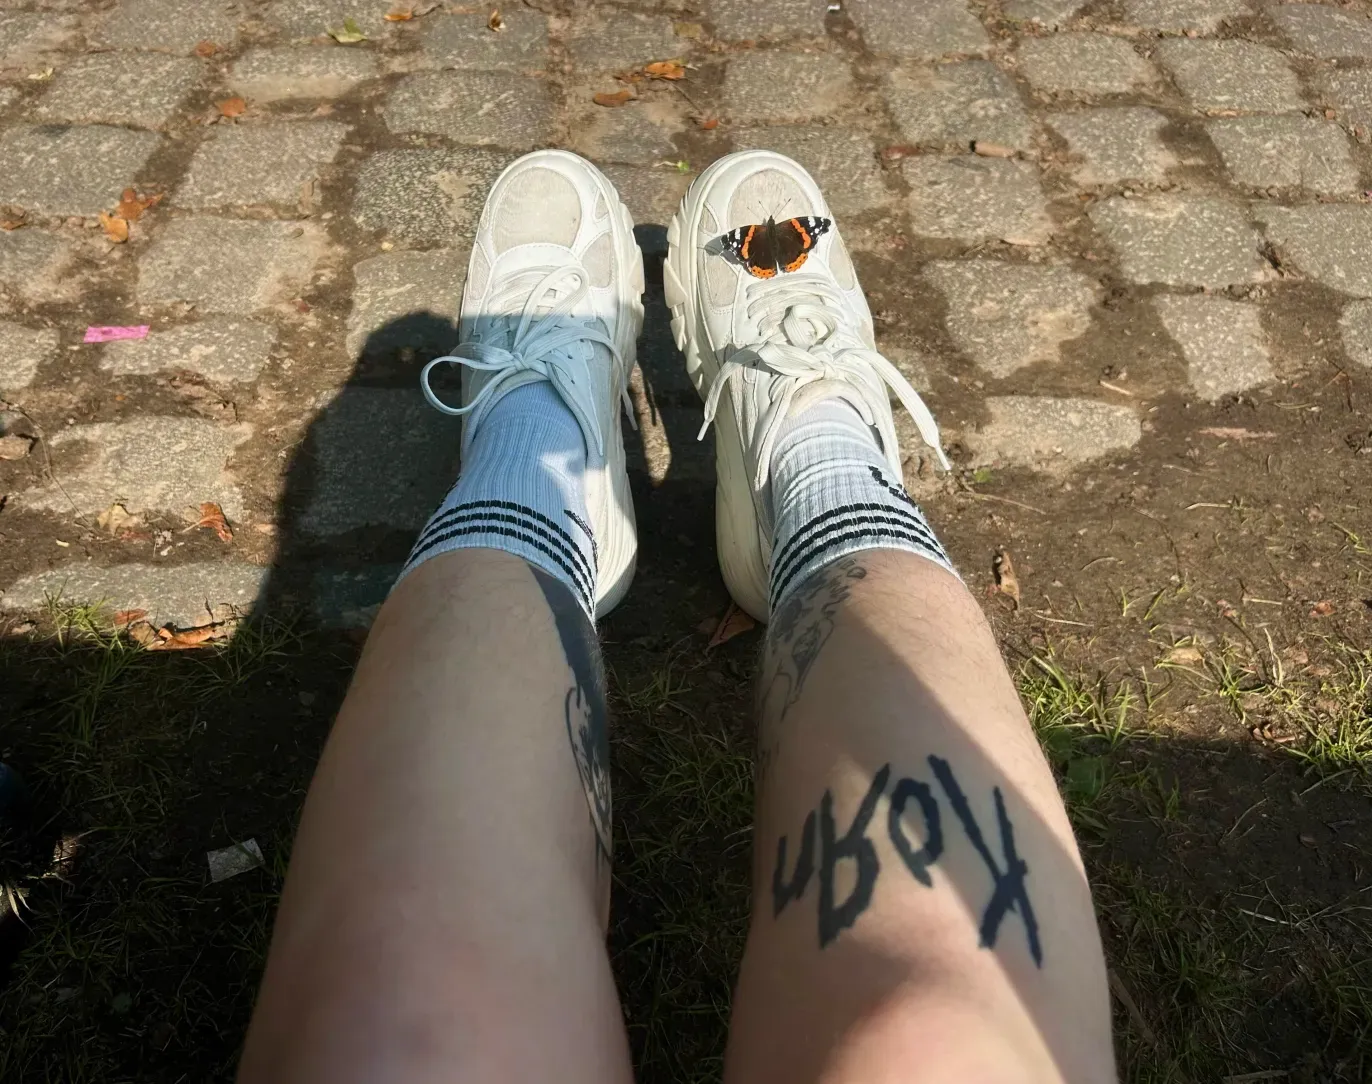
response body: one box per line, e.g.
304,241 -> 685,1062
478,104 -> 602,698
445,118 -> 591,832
718,215 -> 833,278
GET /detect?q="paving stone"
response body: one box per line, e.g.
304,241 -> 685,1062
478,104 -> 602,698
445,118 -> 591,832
884,61 -> 1033,151
1257,204 -> 1372,297
704,0 -> 829,41
732,125 -> 889,214
32,53 -> 203,129
901,156 -> 1050,244
20,416 -> 251,519
228,45 -> 376,101
0,10 -> 74,62
312,565 -> 400,629
1154,295 -> 1273,400
848,0 -> 988,59
723,50 -> 854,122
100,319 -> 275,383
0,320 -> 58,390
598,164 -> 690,228
0,563 -> 268,628
966,396 -> 1141,472
139,219 -> 323,314
0,229 -> 74,302
0,126 -> 161,216
1322,68 -> 1372,133
263,0 -> 388,41
1004,0 -> 1082,28
417,9 -> 548,71
1017,33 -> 1157,96
300,387 -> 459,535
569,100 -> 684,166
1048,106 -> 1175,185
1121,0 -> 1248,32
382,70 -> 551,148
0,86 -> 17,111
1155,40 -> 1303,113
566,10 -> 678,70
925,261 -> 1098,377
91,0 -> 240,54
177,121 -> 347,211
1089,196 -> 1263,288
346,248 -> 464,358
1205,116 -> 1355,195
1270,3 -> 1372,59
1339,300 -> 1372,368
352,147 -> 509,246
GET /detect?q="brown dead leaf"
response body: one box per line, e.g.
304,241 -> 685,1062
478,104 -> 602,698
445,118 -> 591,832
972,140 -> 1016,158
1162,644 -> 1204,667
145,620 -> 236,651
697,115 -> 719,130
1311,599 -> 1336,617
384,5 -> 414,19
190,501 -> 233,543
879,144 -> 920,162
112,608 -> 147,628
0,433 -> 33,460
0,206 -> 25,231
98,212 -> 129,244
487,7 -> 504,30
116,187 -> 162,222
992,548 -> 1020,608
707,602 -> 756,649
594,89 -> 635,107
194,39 -> 218,56
126,620 -> 159,647
97,502 -> 143,535
216,96 -> 247,118
643,59 -> 686,80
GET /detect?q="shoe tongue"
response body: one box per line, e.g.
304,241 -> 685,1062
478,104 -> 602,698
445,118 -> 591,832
787,378 -> 873,422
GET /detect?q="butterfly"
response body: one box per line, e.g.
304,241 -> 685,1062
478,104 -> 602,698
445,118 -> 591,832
717,215 -> 833,279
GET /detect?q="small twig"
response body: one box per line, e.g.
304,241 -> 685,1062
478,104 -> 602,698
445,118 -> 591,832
1106,969 -> 1157,1048
959,488 -> 1047,515
1223,1069 -> 1288,1083
1223,797 -> 1266,841
1099,380 -> 1134,396
1235,907 -> 1292,927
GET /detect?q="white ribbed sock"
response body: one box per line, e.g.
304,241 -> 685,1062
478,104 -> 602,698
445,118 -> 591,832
767,399 -> 956,613
398,382 -> 597,620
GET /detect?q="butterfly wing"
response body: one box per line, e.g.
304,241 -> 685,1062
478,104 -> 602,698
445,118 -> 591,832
775,216 -> 833,273
718,222 -> 778,278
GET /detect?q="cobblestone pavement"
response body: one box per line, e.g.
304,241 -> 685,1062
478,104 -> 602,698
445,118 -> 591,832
1,0 -> 1371,634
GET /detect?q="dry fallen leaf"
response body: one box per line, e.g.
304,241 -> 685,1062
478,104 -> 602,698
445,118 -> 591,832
992,548 -> 1020,608
26,66 -> 53,81
487,7 -> 505,30
145,620 -> 236,651
112,608 -> 147,628
1311,599 -> 1336,617
190,501 -> 234,543
97,502 -> 144,535
194,39 -> 218,56
329,16 -> 368,42
972,140 -> 1016,158
643,59 -> 687,80
98,212 -> 129,243
384,5 -> 414,19
116,187 -> 162,222
0,206 -> 25,231
879,143 -> 920,162
216,96 -> 247,118
593,89 -> 635,107
707,602 -> 756,649
697,115 -> 720,130
1162,644 -> 1204,667
0,433 -> 33,460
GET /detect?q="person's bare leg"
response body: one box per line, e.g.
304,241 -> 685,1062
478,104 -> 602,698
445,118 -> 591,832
238,552 -> 631,1084
725,551 -> 1114,1083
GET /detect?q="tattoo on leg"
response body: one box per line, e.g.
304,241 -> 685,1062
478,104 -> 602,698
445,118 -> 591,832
771,757 -> 1042,967
532,568 -> 611,874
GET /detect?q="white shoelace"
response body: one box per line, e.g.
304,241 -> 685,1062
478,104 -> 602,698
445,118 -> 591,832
420,263 -> 633,456
698,273 -> 951,490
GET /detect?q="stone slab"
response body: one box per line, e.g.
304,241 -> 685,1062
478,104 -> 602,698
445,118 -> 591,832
1048,106 -> 1175,186
139,219 -> 324,313
1155,39 -> 1303,114
0,85 -> 17,112
926,261 -> 1098,377
20,416 -> 251,519
0,10 -> 74,62
0,125 -> 161,216
352,147 -> 510,246
417,10 -> 548,71
1339,300 -> 1372,368
967,396 -> 1141,472
597,164 -> 690,229
723,50 -> 854,122
1257,204 -> 1372,297
263,0 -> 388,41
346,247 -> 464,358
902,156 -> 1050,244
177,121 -> 347,211
569,99 -> 684,166
32,53 -> 203,129
705,0 -> 829,40
566,10 -> 679,71
382,70 -> 552,148
1017,33 -> 1157,96
734,125 -> 890,214
1322,68 -> 1372,133
312,565 -> 400,628
1089,196 -> 1263,288
1004,0 -> 1082,28
1121,0 -> 1248,32
847,0 -> 988,59
1270,3 -> 1372,59
0,320 -> 58,390
228,45 -> 376,101
0,229 -> 74,302
884,61 -> 1033,151
1206,115 -> 1356,195
299,387 -> 460,535
0,563 -> 268,628
92,0 -> 240,54
1154,295 -> 1273,400
100,319 -> 275,383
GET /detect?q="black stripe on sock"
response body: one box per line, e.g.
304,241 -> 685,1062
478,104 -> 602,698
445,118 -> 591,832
416,500 -> 594,591
409,507 -> 594,598
565,509 -> 598,563
769,523 -> 950,608
771,500 -> 941,583
771,510 -> 942,596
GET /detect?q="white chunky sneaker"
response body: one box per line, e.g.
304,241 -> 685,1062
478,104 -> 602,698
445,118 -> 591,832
420,149 -> 645,617
663,150 -> 948,621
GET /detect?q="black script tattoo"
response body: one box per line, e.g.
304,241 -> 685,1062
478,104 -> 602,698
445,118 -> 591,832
818,764 -> 889,948
887,774 -> 943,887
928,756 -> 1041,967
533,568 -> 612,874
772,809 -> 816,917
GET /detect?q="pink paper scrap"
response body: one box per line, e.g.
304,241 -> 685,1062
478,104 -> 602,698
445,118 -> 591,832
84,325 -> 150,343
